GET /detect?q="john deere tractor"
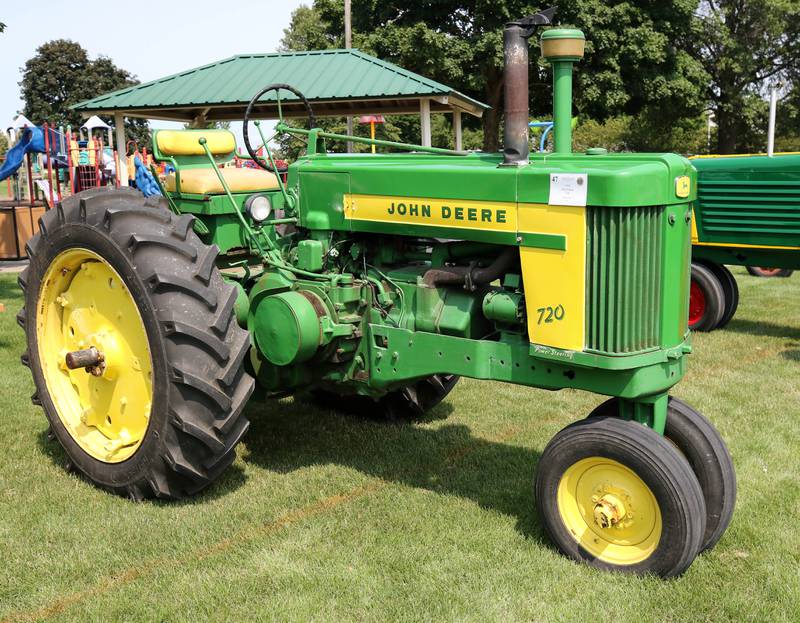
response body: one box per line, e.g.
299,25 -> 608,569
19,12 -> 735,577
688,152 -> 800,331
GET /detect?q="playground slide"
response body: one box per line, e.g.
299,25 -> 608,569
0,127 -> 46,182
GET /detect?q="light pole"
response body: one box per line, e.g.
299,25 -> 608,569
705,111 -> 716,153
345,0 -> 353,153
767,81 -> 783,157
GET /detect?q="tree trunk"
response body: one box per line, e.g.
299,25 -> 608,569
482,66 -> 504,152
715,105 -> 738,154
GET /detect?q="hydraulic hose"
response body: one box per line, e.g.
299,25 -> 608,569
422,247 -> 518,289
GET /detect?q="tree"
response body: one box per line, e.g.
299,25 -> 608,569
281,1 -> 706,152
695,0 -> 800,153
19,40 -> 150,147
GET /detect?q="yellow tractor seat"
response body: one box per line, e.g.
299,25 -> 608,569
165,167 -> 280,195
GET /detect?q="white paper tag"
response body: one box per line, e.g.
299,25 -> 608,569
549,173 -> 588,207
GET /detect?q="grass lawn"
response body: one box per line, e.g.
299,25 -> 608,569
0,267 -> 798,622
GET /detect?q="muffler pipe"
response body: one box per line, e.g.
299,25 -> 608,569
502,22 -> 530,166
501,8 -> 557,165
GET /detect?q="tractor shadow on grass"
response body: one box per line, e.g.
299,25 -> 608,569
724,318 -> 800,340
35,427 -> 248,503
242,394 -> 550,545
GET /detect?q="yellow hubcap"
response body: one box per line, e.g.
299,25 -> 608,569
36,248 -> 153,463
557,457 -> 662,565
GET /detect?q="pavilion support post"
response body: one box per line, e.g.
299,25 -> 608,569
114,113 -> 128,187
420,99 -> 432,147
453,110 -> 462,151
344,0 -> 353,153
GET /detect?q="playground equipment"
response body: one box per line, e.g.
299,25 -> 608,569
0,124 -> 64,260
0,126 -> 45,182
688,153 -> 800,331
19,11 -> 734,578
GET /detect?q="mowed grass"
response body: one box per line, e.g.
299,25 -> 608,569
0,267 -> 798,622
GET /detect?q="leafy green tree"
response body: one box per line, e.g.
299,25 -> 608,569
278,5 -> 339,51
0,132 -> 8,157
695,0 -> 800,152
281,1 -> 706,152
19,40 -> 150,147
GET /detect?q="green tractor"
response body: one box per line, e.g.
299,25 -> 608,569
19,12 -> 735,577
688,152 -> 800,331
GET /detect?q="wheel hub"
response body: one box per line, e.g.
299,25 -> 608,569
65,346 -> 106,376
592,492 -> 627,528
557,457 -> 662,565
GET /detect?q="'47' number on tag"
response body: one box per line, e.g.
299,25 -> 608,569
537,304 -> 565,324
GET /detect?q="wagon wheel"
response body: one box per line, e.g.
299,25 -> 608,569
587,396 -> 736,552
535,416 -> 706,577
18,188 -> 253,500
688,262 -> 725,331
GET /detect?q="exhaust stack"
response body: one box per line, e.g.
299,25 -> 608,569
502,22 -> 531,166
502,9 -> 585,163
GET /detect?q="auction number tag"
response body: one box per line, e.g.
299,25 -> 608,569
549,173 -> 588,207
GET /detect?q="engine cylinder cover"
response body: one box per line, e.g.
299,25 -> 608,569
253,290 -> 323,366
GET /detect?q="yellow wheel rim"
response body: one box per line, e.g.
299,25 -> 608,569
557,457 -> 662,565
36,248 -> 153,463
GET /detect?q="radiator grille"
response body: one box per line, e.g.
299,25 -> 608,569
696,179 -> 800,246
586,206 -> 663,354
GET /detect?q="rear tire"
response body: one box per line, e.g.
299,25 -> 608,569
19,188 -> 254,500
313,374 -> 459,421
689,262 -> 725,332
535,416 -> 706,578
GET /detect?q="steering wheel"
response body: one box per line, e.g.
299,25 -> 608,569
242,83 -> 316,173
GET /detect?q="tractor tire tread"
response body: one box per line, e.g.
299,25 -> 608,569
20,188 -> 252,501
536,416 -> 706,578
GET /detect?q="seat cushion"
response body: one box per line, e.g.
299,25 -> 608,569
165,167 -> 280,194
156,130 -> 236,156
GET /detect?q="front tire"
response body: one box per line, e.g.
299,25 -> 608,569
535,416 -> 706,578
588,397 -> 736,552
701,262 -> 739,330
18,188 -> 254,500
689,262 -> 725,332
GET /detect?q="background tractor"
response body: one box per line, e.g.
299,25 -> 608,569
688,152 -> 800,331
18,11 -> 734,577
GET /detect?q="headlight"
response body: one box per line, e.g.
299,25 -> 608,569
245,194 -> 272,223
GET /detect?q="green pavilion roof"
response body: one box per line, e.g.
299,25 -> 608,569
72,49 -> 488,122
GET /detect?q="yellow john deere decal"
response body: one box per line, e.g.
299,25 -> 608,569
519,203 -> 587,352
675,176 -> 691,199
343,194 -> 517,232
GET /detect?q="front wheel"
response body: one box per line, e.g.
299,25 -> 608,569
689,262 -> 725,332
19,188 -> 254,500
588,397 -> 736,552
701,262 -> 739,330
535,416 -> 706,578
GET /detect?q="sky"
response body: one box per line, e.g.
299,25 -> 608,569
0,0 -> 308,142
